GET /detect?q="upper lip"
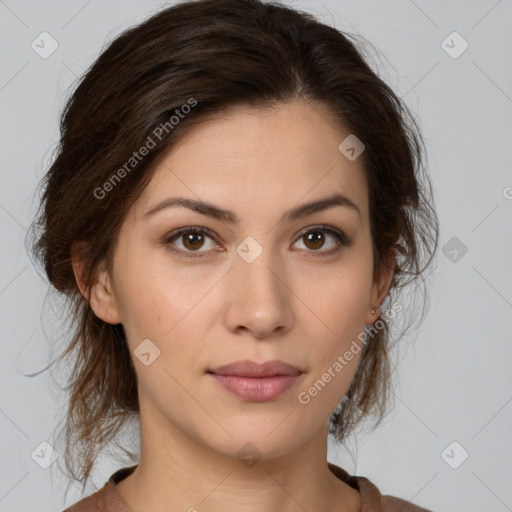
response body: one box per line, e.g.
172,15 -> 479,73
208,359 -> 302,377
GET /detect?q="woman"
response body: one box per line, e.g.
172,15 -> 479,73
30,0 -> 438,510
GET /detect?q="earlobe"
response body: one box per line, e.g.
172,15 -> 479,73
366,247 -> 396,324
71,245 -> 122,325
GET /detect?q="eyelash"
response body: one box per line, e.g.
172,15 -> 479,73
162,224 -> 352,260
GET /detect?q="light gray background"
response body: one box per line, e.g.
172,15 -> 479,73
1,1 -> 511,511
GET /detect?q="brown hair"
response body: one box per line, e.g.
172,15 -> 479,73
28,0 -> 439,492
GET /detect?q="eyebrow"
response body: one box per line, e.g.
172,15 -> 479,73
143,192 -> 361,223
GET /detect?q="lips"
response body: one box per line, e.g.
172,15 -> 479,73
208,359 -> 302,377
207,360 -> 304,402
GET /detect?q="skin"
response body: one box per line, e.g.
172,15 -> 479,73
73,98 -> 394,512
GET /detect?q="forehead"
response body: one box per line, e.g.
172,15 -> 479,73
134,100 -> 369,222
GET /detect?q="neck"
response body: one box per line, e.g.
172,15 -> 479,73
115,392 -> 361,512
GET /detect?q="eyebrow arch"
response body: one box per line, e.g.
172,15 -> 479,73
143,192 -> 361,223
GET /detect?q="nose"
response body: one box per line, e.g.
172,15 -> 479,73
222,249 -> 294,339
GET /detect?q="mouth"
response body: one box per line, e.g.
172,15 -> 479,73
207,360 -> 303,402
207,359 -> 303,377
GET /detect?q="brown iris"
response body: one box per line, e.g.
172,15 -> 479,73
303,231 -> 325,250
182,232 -> 206,251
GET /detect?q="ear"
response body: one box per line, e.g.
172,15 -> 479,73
365,246 -> 395,325
71,243 -> 122,325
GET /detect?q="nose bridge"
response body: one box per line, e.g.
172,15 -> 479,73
222,239 -> 293,336
237,245 -> 281,299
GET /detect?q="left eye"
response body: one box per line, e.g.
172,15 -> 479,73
292,228 -> 347,254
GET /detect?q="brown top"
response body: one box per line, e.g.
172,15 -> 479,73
63,462 -> 432,512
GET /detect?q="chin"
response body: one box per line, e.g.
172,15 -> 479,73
196,418 -> 313,463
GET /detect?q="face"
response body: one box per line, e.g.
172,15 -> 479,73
80,99 -> 393,461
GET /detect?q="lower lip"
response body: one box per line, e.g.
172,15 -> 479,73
208,373 -> 302,402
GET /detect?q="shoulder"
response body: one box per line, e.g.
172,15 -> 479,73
327,463 -> 433,512
62,466 -> 136,511
357,475 -> 433,512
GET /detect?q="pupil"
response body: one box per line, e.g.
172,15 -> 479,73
306,231 -> 324,249
184,233 -> 203,250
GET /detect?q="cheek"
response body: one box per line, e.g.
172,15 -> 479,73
113,272 -> 169,338
300,258 -> 372,333
295,254 -> 372,389
112,248 -> 220,360
113,245 -> 185,325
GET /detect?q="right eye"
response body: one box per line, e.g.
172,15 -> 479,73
163,227 -> 221,258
